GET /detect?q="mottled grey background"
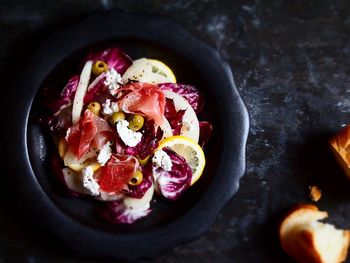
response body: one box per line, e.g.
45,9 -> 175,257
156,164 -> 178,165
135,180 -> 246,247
1,0 -> 350,262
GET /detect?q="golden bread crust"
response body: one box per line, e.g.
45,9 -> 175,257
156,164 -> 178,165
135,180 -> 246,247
279,204 -> 349,263
330,125 -> 350,179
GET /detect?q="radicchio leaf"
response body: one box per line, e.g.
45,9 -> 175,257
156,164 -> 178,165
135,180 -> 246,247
40,106 -> 72,136
164,98 -> 186,135
124,120 -> 163,160
124,163 -> 153,199
43,75 -> 79,114
84,48 -> 132,75
153,148 -> 192,200
83,72 -> 113,104
199,121 -> 213,149
98,199 -> 151,224
158,83 -> 204,113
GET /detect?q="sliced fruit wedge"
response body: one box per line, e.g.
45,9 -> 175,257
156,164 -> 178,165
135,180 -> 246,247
67,159 -> 101,173
163,90 -> 200,143
159,117 -> 173,140
121,58 -> 176,84
123,183 -> 154,209
63,147 -> 100,172
62,167 -> 121,200
157,135 -> 206,185
58,137 -> 68,159
95,191 -> 123,201
72,60 -> 93,124
148,59 -> 176,83
62,167 -> 88,194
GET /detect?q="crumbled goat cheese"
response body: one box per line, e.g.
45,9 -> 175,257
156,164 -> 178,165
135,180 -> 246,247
116,120 -> 142,147
102,99 -> 118,116
104,68 -> 122,95
82,166 -> 100,196
97,141 -> 112,166
182,119 -> 194,132
152,150 -> 173,172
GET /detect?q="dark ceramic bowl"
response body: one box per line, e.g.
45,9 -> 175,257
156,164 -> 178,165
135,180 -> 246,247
8,11 -> 248,261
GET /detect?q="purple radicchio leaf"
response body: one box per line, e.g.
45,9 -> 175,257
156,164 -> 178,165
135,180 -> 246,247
98,199 -> 151,224
84,47 -> 132,75
124,164 -> 153,198
164,98 -> 186,135
124,120 -> 163,160
83,73 -> 114,105
43,75 -> 79,114
40,105 -> 72,137
199,121 -> 213,149
158,83 -> 204,113
153,148 -> 192,200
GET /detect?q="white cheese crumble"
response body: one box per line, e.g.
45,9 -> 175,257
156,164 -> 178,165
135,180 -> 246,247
152,150 -> 173,172
104,68 -> 122,95
182,119 -> 194,132
102,99 -> 119,116
97,141 -> 112,166
82,166 -> 100,196
116,120 -> 142,147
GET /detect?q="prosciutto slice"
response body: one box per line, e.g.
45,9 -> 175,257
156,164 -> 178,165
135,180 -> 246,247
116,83 -> 166,125
65,109 -> 115,159
98,154 -> 139,193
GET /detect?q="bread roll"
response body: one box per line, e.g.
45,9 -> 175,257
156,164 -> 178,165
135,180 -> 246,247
330,125 -> 350,179
279,204 -> 350,263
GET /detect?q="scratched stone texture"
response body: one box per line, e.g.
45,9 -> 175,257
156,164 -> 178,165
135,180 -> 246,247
1,0 -> 350,262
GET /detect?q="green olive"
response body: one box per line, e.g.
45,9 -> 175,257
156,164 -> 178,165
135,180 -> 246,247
87,101 -> 101,115
129,170 -> 143,186
92,60 -> 108,76
128,114 -> 144,131
138,155 -> 150,166
109,111 -> 125,126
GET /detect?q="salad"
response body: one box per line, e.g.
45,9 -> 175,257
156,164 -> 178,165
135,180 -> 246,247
42,47 -> 212,224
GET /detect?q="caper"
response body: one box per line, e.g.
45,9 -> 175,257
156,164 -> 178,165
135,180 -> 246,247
129,170 -> 143,186
109,111 -> 125,126
128,114 -> 144,131
138,155 -> 150,166
92,60 -> 108,76
87,101 -> 101,115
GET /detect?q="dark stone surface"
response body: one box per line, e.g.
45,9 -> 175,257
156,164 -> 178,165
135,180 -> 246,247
1,0 -> 350,262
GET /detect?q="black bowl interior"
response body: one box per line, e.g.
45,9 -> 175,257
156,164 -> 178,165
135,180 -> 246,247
27,38 -> 223,232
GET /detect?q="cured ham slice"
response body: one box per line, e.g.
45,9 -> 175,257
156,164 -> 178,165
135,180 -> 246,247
116,83 -> 165,125
65,109 -> 115,159
99,154 -> 139,193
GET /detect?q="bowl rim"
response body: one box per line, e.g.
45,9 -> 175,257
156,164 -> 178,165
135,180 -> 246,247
11,11 -> 249,261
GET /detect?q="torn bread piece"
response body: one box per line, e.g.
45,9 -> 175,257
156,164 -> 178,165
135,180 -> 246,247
330,125 -> 350,179
279,204 -> 350,263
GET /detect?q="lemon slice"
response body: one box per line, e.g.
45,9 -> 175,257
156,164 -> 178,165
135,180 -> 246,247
122,58 -> 176,84
157,135 -> 205,185
148,59 -> 177,83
